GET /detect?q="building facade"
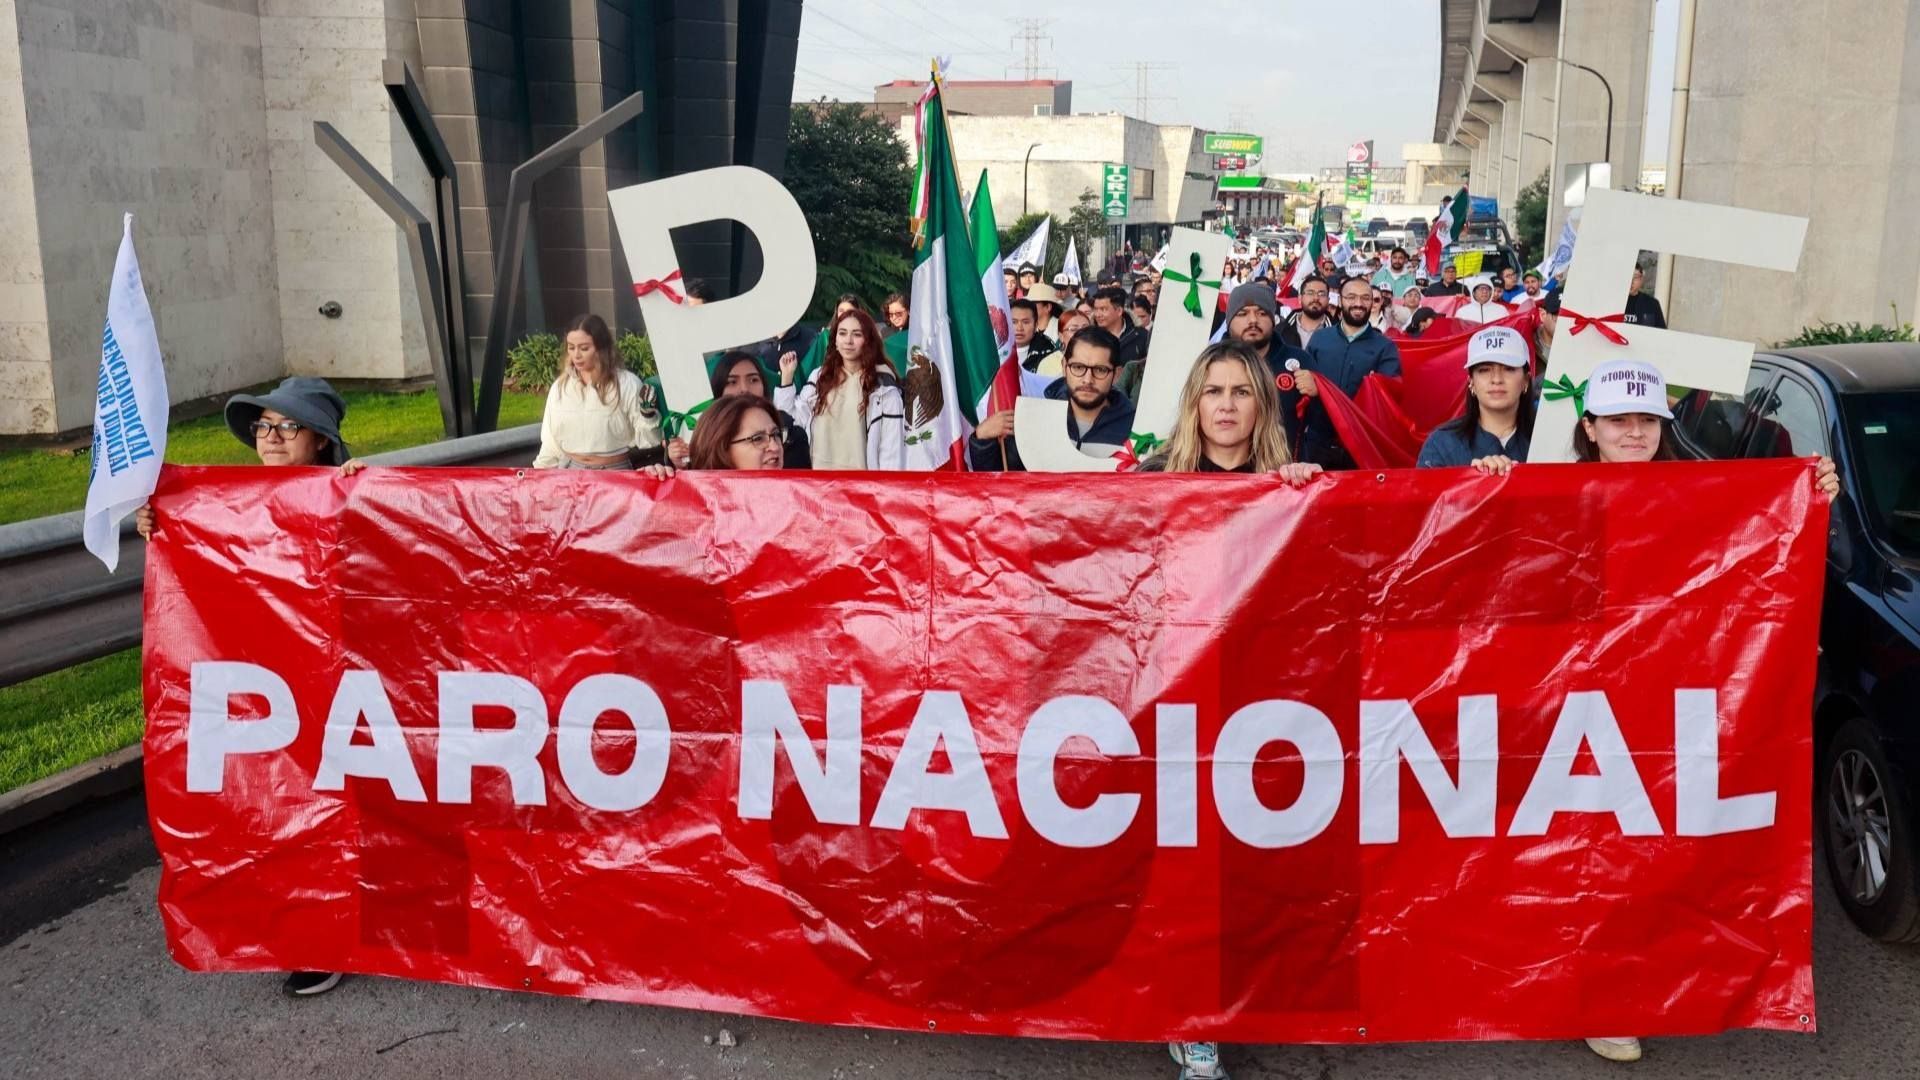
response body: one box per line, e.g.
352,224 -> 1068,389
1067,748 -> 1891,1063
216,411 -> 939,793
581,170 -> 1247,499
0,0 -> 799,437
909,112 -> 1219,272
872,78 -> 1070,127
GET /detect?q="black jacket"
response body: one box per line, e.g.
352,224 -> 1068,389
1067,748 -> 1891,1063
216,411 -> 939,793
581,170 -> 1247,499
1020,331 -> 1059,371
1623,292 -> 1666,328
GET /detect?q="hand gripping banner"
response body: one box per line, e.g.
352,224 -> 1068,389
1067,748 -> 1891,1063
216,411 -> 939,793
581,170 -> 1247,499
143,462 -> 1824,1043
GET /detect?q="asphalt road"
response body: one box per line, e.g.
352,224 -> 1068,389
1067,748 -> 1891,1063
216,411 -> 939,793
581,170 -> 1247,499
5,793 -> 1920,1080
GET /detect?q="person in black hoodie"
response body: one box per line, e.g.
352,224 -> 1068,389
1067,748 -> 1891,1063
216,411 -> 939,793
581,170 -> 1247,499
1622,264 -> 1666,328
969,326 -> 1134,470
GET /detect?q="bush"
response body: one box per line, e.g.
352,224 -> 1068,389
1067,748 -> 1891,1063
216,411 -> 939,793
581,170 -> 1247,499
505,332 -> 562,391
507,330 -> 657,389
1777,319 -> 1917,348
617,331 -> 656,379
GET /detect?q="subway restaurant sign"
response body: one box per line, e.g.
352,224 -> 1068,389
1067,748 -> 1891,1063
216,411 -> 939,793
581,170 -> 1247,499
1203,132 -> 1263,156
1102,163 -> 1129,218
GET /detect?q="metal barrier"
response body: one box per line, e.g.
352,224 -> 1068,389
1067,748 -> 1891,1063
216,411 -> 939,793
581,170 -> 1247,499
0,423 -> 540,689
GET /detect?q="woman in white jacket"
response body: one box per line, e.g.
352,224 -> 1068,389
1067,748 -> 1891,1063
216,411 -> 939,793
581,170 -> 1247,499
775,307 -> 905,470
531,313 -> 664,469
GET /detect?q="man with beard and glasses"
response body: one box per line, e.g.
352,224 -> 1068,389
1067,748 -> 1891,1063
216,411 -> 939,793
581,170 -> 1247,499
1218,281 -> 1311,451
1279,274 -> 1334,349
1295,276 -> 1403,469
968,326 -> 1135,470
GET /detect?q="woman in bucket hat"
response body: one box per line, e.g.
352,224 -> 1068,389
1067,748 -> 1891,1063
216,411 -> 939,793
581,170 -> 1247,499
135,373 -> 364,998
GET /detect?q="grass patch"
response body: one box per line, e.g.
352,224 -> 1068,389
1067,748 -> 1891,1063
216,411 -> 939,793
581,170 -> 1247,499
0,648 -> 144,794
0,386 -> 550,793
0,388 -> 546,525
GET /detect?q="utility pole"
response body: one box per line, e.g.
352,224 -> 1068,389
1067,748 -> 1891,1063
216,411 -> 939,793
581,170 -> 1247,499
1130,62 -> 1175,120
1007,19 -> 1055,80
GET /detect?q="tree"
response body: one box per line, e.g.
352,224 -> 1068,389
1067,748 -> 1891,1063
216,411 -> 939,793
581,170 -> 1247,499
998,190 -> 1109,277
1053,189 -> 1107,274
784,101 -> 913,320
1513,170 -> 1550,260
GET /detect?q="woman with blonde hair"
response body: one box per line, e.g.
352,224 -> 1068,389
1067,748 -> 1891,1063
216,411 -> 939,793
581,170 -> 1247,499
1138,342 -> 1320,483
531,313 -> 664,469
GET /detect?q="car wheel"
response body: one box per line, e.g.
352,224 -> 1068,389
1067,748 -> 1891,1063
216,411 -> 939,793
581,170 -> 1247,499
1820,716 -> 1920,942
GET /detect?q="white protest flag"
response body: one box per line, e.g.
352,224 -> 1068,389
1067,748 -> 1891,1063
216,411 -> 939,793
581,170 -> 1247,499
83,213 -> 169,571
1005,215 -> 1050,276
1061,235 -> 1082,285
1537,207 -> 1580,281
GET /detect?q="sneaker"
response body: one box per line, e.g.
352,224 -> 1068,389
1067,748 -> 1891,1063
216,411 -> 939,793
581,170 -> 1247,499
282,971 -> 343,997
1584,1036 -> 1643,1063
1167,1041 -> 1229,1079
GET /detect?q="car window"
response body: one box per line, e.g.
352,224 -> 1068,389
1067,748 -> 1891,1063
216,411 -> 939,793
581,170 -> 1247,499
1748,375 -> 1829,458
1841,391 -> 1920,556
1678,367 -> 1770,458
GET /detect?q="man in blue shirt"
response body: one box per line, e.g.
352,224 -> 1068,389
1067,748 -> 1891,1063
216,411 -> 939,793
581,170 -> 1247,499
1295,276 -> 1403,469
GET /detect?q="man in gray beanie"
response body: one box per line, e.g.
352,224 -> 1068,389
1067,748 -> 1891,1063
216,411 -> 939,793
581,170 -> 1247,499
1221,280 -> 1310,449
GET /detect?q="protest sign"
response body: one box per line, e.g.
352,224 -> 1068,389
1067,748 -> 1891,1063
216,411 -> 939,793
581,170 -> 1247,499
146,463 -> 1821,1043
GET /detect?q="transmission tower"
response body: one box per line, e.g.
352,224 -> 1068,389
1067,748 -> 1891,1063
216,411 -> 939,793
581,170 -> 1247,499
1130,62 -> 1176,120
1007,19 -> 1055,80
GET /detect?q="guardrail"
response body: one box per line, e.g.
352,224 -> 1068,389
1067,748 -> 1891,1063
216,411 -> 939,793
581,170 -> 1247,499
0,423 -> 541,689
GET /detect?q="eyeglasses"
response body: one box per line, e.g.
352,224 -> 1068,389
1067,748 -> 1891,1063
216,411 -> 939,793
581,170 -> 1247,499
1065,362 -> 1116,378
730,429 -> 781,449
250,420 -> 306,440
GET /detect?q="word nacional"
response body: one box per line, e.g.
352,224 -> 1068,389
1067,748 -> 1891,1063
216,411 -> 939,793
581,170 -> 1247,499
186,663 -> 1778,847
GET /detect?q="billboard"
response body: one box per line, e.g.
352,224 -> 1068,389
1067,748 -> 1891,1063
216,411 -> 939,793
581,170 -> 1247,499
1204,132 -> 1264,156
1102,163 -> 1130,218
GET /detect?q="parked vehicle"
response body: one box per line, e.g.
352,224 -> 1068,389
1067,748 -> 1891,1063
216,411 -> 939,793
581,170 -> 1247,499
1363,216 -> 1389,237
1670,344 -> 1920,942
1446,212 -> 1521,280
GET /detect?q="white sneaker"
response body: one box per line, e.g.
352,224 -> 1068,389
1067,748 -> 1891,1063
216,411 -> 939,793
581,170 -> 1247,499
1584,1036 -> 1643,1062
1167,1041 -> 1229,1079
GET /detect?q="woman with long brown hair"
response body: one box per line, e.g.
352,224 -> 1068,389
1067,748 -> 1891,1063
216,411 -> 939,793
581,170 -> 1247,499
531,313 -> 664,469
775,307 -> 904,470
1138,342 -> 1320,482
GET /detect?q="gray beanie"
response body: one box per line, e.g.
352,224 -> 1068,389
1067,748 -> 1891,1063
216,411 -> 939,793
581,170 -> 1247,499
1225,281 -> 1277,320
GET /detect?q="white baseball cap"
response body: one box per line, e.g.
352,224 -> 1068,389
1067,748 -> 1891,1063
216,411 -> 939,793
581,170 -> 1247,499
1465,325 -> 1530,369
1584,359 -> 1673,418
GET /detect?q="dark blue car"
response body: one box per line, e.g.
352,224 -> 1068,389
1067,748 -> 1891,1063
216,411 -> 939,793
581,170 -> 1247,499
1671,344 -> 1920,941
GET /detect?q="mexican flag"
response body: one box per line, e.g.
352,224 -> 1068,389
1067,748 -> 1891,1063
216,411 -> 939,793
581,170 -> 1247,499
1424,185 -> 1469,275
1286,194 -> 1326,293
969,170 -> 1022,416
907,72 -> 999,470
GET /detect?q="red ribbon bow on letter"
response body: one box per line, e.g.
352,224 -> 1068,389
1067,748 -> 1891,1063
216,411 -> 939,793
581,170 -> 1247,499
1560,308 -> 1630,345
633,270 -> 685,304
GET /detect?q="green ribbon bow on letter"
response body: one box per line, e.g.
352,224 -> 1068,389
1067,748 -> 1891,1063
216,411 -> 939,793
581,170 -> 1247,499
1160,252 -> 1222,318
662,397 -> 714,440
1130,431 -> 1164,457
1541,375 -> 1588,416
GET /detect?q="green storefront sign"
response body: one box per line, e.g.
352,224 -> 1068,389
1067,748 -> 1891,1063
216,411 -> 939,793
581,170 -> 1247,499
1102,163 -> 1130,218
1203,132 -> 1264,156
1218,175 -> 1264,190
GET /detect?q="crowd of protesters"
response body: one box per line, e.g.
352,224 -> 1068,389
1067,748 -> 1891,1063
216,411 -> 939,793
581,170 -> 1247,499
134,245 -> 1835,1078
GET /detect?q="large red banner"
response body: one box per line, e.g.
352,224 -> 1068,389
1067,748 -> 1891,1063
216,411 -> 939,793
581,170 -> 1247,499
143,462 -> 1825,1043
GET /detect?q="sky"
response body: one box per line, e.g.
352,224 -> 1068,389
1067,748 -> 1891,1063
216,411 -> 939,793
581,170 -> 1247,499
793,0 -> 1682,174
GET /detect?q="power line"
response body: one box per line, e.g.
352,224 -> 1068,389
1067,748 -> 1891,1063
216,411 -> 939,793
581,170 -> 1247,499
805,6 -> 918,58
905,4 -> 1010,57
1129,62 -> 1176,120
1007,18 -> 1056,80
793,65 -> 876,99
